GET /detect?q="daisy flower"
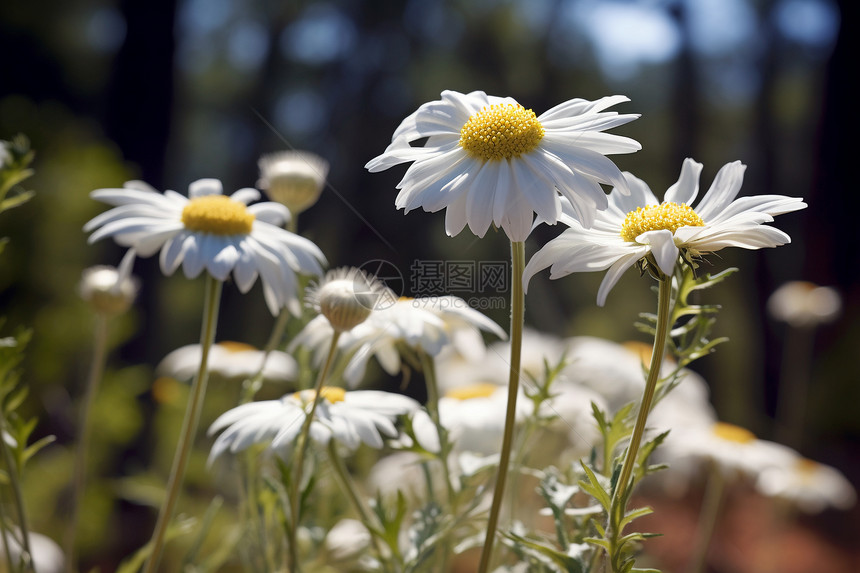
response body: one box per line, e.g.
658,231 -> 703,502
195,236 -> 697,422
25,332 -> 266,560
757,457 -> 856,513
411,382 -> 533,456
257,150 -> 329,216
305,267 -> 390,333
657,421 -> 796,481
207,387 -> 419,462
156,341 -> 298,384
78,263 -> 140,316
292,295 -> 507,387
523,158 -> 807,305
365,90 -> 641,241
767,281 -> 842,328
84,178 -> 326,315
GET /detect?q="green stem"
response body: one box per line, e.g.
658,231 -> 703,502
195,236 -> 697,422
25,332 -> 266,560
287,331 -> 341,573
0,406 -> 34,572
241,309 -> 291,404
142,276 -> 223,573
64,313 -> 110,573
687,463 -> 725,573
605,273 -> 672,572
419,352 -> 455,573
477,240 -> 525,573
0,497 -> 16,573
612,274 -> 672,505
418,352 -> 457,506
325,440 -> 389,564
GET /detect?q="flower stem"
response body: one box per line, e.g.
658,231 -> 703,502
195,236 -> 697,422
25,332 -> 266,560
325,440 -> 389,564
604,273 -> 672,572
64,313 -> 109,573
241,309 -> 291,403
687,463 -> 725,573
0,407 -> 34,572
143,276 -> 222,573
419,352 -> 457,506
612,273 -> 672,506
477,240 -> 525,573
287,331 -> 341,573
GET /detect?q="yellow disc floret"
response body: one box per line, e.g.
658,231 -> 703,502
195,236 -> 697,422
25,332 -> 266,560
712,422 -> 756,444
459,104 -> 545,161
445,382 -> 499,401
181,195 -> 255,235
620,202 -> 705,242
294,386 -> 347,405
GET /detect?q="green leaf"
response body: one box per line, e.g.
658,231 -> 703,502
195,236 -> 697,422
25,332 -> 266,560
578,463 -> 611,512
502,531 -> 586,573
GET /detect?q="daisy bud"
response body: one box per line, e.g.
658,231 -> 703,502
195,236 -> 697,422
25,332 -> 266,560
78,265 -> 139,316
767,281 -> 842,328
307,267 -> 387,332
257,150 -> 329,215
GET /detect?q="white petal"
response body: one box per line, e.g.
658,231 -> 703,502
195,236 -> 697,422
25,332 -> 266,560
189,179 -> 223,198
694,161 -> 747,220
465,162 -> 498,237
664,158 -> 703,205
637,230 -> 679,276
230,187 -> 261,205
444,189 -> 469,237
596,251 -> 646,306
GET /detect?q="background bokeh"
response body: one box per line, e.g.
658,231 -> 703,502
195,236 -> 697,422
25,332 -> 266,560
1,0 -> 858,570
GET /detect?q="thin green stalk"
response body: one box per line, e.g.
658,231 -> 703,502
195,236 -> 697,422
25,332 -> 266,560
611,273 -> 672,506
64,313 -> 109,573
241,309 -> 291,404
603,273 -> 672,573
143,276 -> 223,573
325,440 -> 389,563
418,352 -> 457,506
477,240 -> 525,573
419,352 -> 455,572
287,331 -> 341,573
0,484 -> 26,573
0,409 -> 33,572
687,463 -> 725,573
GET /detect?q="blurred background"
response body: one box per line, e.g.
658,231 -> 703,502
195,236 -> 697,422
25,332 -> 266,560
1,0 -> 858,570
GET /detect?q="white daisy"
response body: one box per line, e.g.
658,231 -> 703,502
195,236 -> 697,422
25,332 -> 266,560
156,341 -> 298,384
305,267 -> 389,333
257,150 -> 329,216
562,336 -> 715,418
524,158 -> 807,305
365,90 -> 641,241
657,421 -> 796,481
412,383 -> 533,456
292,295 -> 507,387
767,281 -> 842,328
757,457 -> 856,513
84,178 -> 326,315
207,387 -> 419,462
78,263 -> 140,316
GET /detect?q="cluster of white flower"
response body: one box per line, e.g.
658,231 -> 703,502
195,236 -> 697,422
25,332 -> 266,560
68,88 -> 851,573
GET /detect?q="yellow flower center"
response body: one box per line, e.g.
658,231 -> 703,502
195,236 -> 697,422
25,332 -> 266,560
445,382 -> 499,401
181,195 -> 255,236
294,386 -> 346,404
620,202 -> 705,242
217,341 -> 258,353
712,422 -> 756,444
459,104 -> 545,161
